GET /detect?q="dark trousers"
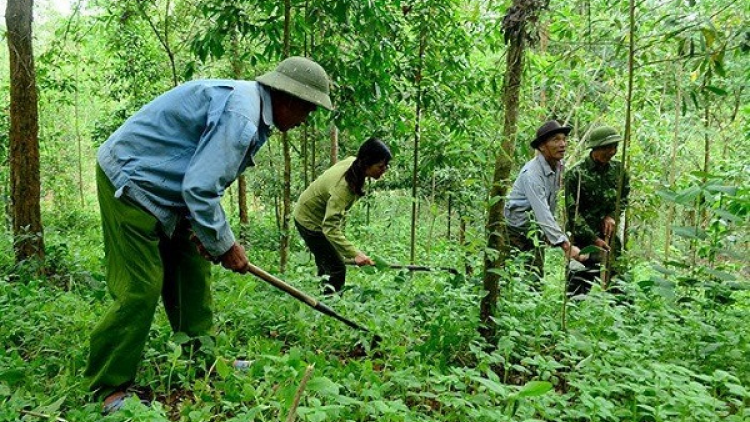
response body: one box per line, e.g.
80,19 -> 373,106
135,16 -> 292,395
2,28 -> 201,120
507,226 -> 545,288
567,236 -> 623,296
294,219 -> 346,292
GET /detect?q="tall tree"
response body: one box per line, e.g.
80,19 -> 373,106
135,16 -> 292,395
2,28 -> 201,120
480,0 -> 548,343
279,0 -> 292,273
6,0 -> 46,265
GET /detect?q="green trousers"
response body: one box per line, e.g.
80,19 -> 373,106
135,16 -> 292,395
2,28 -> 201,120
84,165 -> 213,394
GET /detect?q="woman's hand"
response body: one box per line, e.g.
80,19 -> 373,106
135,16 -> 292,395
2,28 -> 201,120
354,252 -> 375,266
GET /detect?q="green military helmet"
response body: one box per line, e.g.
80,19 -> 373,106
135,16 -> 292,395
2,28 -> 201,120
585,126 -> 622,149
256,56 -> 333,110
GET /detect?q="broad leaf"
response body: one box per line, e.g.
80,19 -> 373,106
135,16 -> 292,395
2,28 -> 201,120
672,226 -> 708,240
516,380 -> 553,398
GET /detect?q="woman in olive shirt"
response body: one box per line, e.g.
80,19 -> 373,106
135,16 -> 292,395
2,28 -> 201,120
293,137 -> 391,293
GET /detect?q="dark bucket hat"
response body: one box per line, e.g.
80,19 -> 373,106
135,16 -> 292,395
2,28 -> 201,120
531,120 -> 572,148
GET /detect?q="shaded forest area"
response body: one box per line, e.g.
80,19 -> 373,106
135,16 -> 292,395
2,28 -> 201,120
1,0 -> 748,421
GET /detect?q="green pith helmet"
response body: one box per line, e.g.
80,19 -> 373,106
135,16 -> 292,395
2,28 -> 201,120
586,126 -> 622,149
256,56 -> 333,110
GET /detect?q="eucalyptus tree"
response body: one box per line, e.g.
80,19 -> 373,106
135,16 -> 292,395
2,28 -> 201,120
6,0 -> 46,265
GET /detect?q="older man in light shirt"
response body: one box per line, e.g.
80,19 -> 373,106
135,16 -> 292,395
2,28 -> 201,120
85,57 -> 333,414
504,120 -> 584,286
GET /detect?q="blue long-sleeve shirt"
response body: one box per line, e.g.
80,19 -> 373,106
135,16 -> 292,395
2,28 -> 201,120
97,80 -> 274,257
504,154 -> 568,246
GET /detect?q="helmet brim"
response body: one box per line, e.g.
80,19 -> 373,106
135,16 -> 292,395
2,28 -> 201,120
589,134 -> 622,149
257,71 -> 333,111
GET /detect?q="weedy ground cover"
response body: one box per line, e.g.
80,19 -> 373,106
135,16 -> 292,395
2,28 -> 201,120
1,197 -> 748,421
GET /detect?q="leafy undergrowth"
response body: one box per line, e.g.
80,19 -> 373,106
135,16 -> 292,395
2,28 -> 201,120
1,215 -> 749,421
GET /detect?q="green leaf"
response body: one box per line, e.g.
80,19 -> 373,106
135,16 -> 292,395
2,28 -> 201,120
171,332 -> 191,345
307,376 -> 341,396
580,245 -> 601,255
0,369 -> 25,385
711,208 -> 743,222
652,264 -> 676,275
705,184 -> 737,195
705,269 -> 735,282
488,195 -> 502,207
672,226 -> 708,240
516,380 -> 553,398
216,358 -> 231,379
705,85 -> 727,96
674,186 -> 702,205
36,395 -> 66,414
726,383 -> 749,398
472,376 -> 509,395
656,188 -> 678,202
726,282 -> 750,291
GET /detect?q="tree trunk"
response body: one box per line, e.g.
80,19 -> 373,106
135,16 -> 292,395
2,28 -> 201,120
664,67 -> 681,260
447,193 -> 452,240
329,124 -> 339,165
74,61 -> 85,207
279,0 -> 292,273
410,27 -> 427,265
231,30 -> 250,228
604,0 -> 635,286
7,0 -> 46,265
480,5 -> 530,343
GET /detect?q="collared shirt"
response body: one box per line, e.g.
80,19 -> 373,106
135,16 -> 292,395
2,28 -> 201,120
504,154 -> 568,245
97,80 -> 274,257
293,157 -> 360,259
564,155 -> 630,246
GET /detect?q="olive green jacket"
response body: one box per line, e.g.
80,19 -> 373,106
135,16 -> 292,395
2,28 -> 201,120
293,157 -> 360,259
564,155 -> 630,246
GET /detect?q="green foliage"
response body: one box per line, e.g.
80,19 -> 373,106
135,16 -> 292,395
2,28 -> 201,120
0,0 -> 748,420
649,170 -> 748,305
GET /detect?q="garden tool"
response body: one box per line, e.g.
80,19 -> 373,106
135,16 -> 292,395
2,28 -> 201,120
387,264 -> 459,275
346,259 -> 459,275
244,263 -> 381,345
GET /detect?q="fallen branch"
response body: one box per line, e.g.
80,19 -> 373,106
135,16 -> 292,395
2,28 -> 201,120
285,364 -> 315,422
21,410 -> 69,422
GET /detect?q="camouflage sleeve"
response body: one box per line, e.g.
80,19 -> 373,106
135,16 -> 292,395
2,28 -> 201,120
564,168 -> 598,246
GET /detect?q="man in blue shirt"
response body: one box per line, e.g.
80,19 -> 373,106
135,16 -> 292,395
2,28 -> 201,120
504,120 -> 585,287
85,56 -> 332,413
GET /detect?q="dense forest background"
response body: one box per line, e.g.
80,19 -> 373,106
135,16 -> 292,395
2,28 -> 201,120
1,0 -> 748,421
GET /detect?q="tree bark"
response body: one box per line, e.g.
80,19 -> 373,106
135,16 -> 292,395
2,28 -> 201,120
231,30 -> 250,228
604,0 -> 635,286
329,124 -> 339,165
664,67 -> 681,260
7,0 -> 46,265
479,4 -> 529,343
279,0 -> 292,273
410,27 -> 427,265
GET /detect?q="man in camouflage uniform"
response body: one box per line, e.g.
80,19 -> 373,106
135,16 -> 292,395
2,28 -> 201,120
564,126 -> 630,295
